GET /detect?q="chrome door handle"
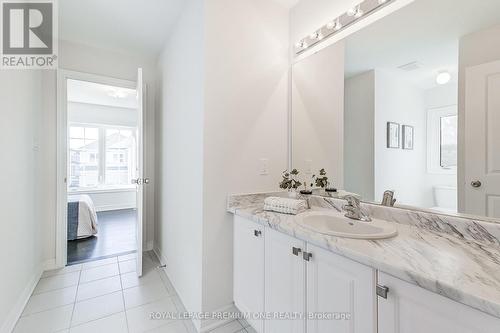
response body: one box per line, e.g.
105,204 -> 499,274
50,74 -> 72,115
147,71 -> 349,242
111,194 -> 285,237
471,180 -> 482,188
144,178 -> 150,185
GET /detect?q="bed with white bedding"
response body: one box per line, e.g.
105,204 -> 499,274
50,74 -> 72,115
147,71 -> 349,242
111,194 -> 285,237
67,194 -> 98,240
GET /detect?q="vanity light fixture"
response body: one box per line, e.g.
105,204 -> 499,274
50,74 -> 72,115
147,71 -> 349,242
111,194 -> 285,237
294,0 -> 395,55
436,71 -> 451,85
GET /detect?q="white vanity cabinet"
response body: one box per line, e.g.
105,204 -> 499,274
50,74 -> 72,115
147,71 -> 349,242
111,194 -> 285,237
264,227 -> 306,333
233,215 -> 265,332
264,228 -> 376,333
377,272 -> 500,333
306,244 -> 376,333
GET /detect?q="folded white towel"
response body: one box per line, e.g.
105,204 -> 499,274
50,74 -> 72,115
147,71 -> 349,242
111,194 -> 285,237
263,197 -> 307,215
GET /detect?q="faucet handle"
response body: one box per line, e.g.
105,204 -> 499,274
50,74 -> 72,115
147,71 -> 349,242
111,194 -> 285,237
344,195 -> 360,207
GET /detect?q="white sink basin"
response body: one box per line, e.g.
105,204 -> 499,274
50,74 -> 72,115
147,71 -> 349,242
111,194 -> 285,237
295,210 -> 398,240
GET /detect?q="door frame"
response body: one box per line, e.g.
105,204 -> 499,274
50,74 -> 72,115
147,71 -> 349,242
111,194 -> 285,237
56,69 -> 139,268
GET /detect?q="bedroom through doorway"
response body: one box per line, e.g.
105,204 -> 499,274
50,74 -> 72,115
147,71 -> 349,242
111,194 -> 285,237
65,78 -> 139,265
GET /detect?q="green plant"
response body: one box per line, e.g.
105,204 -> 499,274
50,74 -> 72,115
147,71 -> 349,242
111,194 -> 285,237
279,169 -> 302,190
311,168 -> 329,188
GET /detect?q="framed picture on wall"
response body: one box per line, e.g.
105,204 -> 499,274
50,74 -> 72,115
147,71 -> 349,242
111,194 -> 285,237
387,122 -> 400,148
402,125 -> 414,150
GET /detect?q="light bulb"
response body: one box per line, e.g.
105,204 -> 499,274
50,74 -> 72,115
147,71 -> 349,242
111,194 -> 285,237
295,41 -> 302,48
347,7 -> 356,16
436,71 -> 451,85
326,21 -> 335,29
354,5 -> 364,18
334,18 -> 342,31
378,0 -> 388,4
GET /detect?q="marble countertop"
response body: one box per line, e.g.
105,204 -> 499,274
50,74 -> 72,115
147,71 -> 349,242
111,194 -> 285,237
227,192 -> 500,319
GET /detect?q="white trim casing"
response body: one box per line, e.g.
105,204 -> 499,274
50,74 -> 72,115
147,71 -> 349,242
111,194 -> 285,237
56,69 -> 138,269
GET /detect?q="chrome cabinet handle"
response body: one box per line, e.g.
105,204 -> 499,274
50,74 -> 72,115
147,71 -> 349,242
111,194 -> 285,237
303,252 -> 312,261
376,284 -> 389,299
292,247 -> 302,256
471,180 -> 482,188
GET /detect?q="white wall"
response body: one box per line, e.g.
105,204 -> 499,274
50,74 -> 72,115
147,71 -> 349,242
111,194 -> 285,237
0,71 -> 43,332
156,0 -> 205,321
458,25 -> 500,211
155,0 -> 289,330
344,71 -> 375,201
374,70 -> 429,206
40,40 -> 157,263
203,0 -> 289,323
292,41 -> 345,188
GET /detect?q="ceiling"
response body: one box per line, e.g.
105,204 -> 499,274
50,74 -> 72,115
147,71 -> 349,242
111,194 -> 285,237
67,79 -> 138,109
345,0 -> 500,89
59,0 -> 185,59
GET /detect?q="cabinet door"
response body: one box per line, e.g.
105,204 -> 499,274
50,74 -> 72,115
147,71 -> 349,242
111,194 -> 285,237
306,244 -> 376,333
378,272 -> 500,333
265,228 -> 306,333
233,216 -> 265,332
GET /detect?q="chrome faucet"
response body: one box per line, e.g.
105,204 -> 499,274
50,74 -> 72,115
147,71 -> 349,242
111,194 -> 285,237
381,190 -> 396,207
343,195 -> 372,222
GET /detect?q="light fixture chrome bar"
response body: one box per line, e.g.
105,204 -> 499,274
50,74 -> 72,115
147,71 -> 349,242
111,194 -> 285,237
294,0 -> 393,55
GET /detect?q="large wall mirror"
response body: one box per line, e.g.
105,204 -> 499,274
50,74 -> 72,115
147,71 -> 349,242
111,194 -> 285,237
291,0 -> 500,220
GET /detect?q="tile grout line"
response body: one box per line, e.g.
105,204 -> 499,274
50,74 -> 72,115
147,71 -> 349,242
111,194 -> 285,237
68,268 -> 82,329
117,255 -> 131,333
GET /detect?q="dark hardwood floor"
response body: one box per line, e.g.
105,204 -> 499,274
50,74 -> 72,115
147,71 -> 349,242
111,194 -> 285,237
67,209 -> 137,265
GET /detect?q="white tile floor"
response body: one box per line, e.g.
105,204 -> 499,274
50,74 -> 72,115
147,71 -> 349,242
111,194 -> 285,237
14,252 -> 253,333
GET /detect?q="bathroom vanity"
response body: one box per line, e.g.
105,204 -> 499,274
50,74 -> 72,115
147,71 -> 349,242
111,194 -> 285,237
228,193 -> 500,333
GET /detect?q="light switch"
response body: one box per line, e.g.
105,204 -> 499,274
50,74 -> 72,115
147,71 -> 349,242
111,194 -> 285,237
259,158 -> 269,175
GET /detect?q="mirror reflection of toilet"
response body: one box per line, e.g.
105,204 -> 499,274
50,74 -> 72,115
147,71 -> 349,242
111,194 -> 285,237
432,186 -> 457,213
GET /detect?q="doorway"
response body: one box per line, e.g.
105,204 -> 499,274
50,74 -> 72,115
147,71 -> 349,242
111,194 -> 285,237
57,70 -> 145,275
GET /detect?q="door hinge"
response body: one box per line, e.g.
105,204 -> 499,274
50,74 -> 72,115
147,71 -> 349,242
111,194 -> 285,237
303,252 -> 312,261
376,284 -> 389,299
292,247 -> 302,256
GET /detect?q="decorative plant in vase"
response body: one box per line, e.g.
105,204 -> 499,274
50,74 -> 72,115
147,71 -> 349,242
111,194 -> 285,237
279,169 -> 302,198
311,168 -> 337,193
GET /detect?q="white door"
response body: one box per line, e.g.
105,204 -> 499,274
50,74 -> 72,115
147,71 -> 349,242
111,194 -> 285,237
306,244 -> 376,333
464,60 -> 500,217
378,272 -> 500,332
233,216 -> 265,333
264,228 -> 306,333
135,68 -> 144,277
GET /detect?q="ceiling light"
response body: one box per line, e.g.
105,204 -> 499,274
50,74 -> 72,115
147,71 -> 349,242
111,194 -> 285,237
436,71 -> 451,85
378,0 -> 388,4
326,21 -> 335,29
347,7 -> 356,16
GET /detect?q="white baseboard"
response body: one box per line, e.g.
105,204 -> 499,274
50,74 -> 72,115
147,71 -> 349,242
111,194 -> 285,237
198,303 -> 239,333
152,247 -> 238,333
0,267 -> 42,333
43,259 -> 57,271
